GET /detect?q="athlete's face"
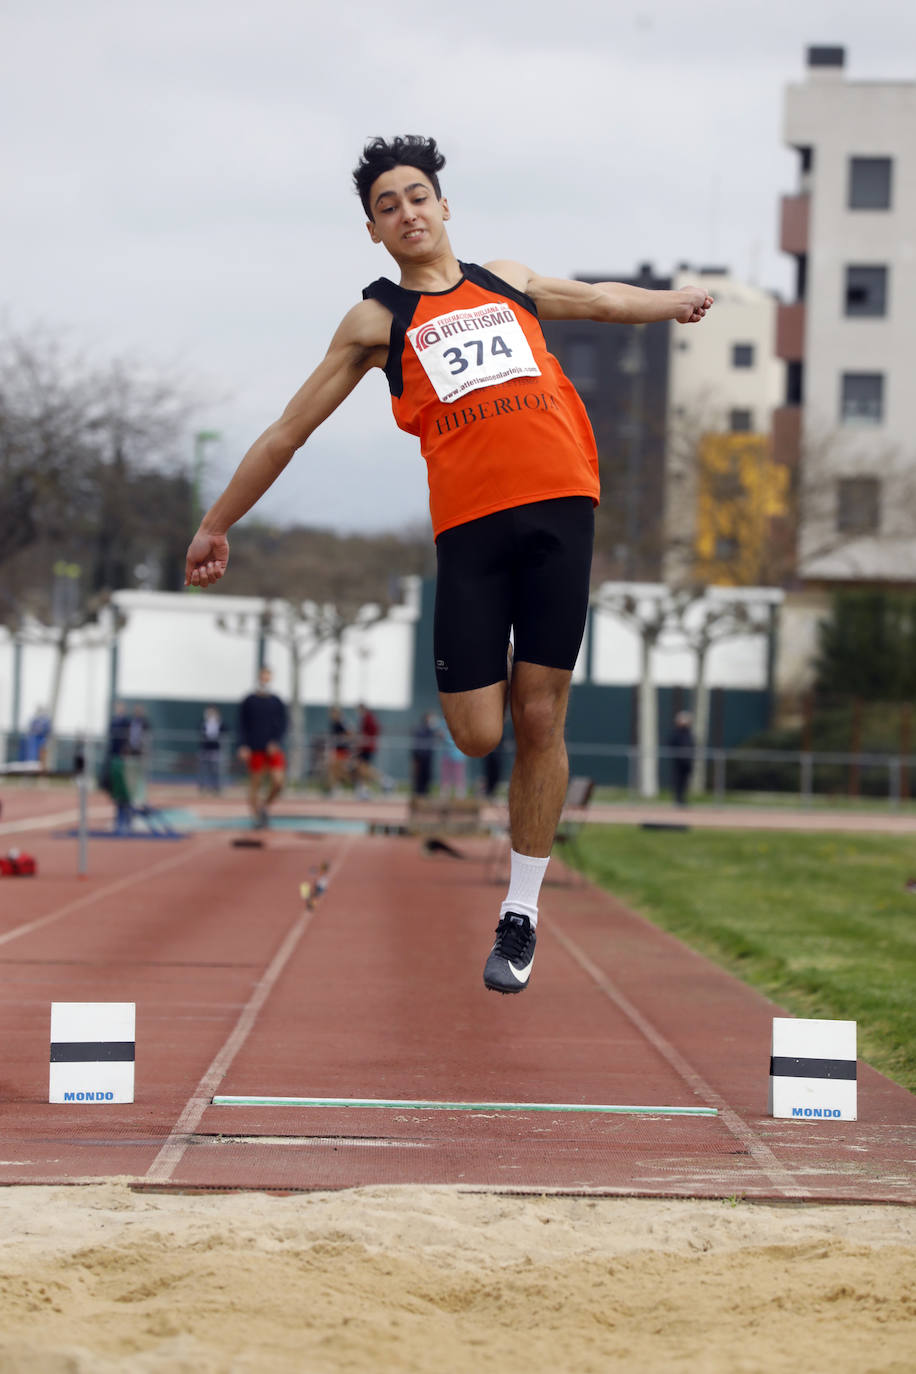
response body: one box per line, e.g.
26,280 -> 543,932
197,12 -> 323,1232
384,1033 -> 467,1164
366,166 -> 450,260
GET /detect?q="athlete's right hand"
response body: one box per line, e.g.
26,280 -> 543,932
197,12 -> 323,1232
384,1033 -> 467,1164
675,286 -> 714,324
185,529 -> 229,588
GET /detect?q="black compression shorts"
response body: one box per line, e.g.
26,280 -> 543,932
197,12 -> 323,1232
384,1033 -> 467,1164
433,496 -> 594,694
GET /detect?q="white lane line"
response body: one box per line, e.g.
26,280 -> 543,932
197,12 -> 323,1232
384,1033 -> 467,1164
0,805 -> 110,838
0,839 -> 221,949
550,921 -> 806,1199
196,1135 -> 430,1149
144,834 -> 356,1185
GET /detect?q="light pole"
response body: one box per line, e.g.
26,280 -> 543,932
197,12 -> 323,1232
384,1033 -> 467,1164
47,560 -> 83,771
192,430 -> 222,528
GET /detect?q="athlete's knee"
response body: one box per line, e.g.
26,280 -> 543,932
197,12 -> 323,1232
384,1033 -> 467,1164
447,716 -> 503,759
511,691 -> 568,752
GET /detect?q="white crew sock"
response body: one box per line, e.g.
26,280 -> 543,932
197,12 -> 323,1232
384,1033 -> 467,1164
500,850 -> 550,927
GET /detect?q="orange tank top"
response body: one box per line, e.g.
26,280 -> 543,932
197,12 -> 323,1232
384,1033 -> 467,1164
362,262 -> 600,538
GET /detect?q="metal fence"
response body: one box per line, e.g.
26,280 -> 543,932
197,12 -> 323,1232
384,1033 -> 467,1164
563,742 -> 916,808
12,731 -> 916,810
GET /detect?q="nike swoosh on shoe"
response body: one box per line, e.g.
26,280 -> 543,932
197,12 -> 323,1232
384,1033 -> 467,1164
508,957 -> 534,983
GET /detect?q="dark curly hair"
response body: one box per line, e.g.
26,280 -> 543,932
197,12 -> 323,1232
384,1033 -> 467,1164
353,136 -> 446,218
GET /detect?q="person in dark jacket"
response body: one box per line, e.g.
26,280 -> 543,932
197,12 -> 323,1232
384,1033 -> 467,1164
410,712 -> 440,797
238,667 -> 287,827
106,701 -> 133,834
668,710 -> 695,807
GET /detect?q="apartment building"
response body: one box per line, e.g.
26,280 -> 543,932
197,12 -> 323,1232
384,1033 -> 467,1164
777,46 -> 916,583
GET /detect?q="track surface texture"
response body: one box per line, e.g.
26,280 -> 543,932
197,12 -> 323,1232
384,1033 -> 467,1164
1,783 -> 914,1200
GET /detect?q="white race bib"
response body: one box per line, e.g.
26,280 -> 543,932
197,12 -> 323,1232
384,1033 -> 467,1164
407,301 -> 541,404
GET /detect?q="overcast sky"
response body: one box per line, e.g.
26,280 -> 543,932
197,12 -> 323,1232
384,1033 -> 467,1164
3,1 -> 913,536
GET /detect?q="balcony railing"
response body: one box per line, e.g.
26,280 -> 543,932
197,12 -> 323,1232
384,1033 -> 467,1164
776,302 -> 805,361
780,194 -> 809,255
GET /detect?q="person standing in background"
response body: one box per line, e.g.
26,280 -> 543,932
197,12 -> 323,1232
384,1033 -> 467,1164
199,705 -> 227,793
439,722 -> 467,798
125,705 -> 151,807
23,707 -> 51,765
410,712 -> 440,797
354,701 -> 381,799
238,667 -> 287,828
668,710 -> 695,807
105,701 -> 133,835
326,705 -> 352,794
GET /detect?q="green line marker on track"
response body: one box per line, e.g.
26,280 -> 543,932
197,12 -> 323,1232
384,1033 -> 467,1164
212,1096 -> 717,1117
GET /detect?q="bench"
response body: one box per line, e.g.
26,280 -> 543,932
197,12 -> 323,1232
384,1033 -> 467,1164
407,795 -> 483,837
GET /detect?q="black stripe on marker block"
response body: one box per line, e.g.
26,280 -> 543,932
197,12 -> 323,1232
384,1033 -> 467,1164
769,1055 -> 856,1081
50,1041 -> 135,1063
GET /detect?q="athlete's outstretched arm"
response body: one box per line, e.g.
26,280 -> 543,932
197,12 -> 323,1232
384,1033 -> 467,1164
185,302 -> 389,588
485,259 -> 713,326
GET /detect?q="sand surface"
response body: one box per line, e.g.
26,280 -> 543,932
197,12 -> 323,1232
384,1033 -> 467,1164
0,1186 -> 914,1373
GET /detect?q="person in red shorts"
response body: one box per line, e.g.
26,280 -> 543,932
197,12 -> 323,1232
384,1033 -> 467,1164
237,666 -> 287,828
186,136 -> 713,992
353,701 -> 381,799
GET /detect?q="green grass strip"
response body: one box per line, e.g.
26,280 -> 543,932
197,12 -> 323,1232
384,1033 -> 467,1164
574,825 -> 916,1094
212,1096 -> 716,1116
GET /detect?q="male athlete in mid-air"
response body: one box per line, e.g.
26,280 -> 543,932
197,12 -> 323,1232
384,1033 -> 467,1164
185,136 -> 713,994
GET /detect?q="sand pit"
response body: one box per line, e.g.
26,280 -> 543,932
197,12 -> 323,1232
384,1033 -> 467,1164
0,1185 -> 914,1372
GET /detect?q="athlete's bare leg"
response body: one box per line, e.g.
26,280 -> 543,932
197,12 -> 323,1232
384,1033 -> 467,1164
505,663 -> 571,856
440,661 -> 571,857
264,765 -> 284,811
247,769 -> 262,820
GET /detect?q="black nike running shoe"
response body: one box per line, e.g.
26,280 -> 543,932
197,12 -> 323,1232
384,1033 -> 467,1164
483,912 -> 537,994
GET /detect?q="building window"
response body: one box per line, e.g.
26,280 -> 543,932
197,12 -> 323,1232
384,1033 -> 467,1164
841,372 -> 884,425
714,536 -> 740,562
713,471 -> 745,502
729,408 -> 753,432
848,157 -> 893,210
786,361 -> 804,406
731,343 -> 755,368
837,477 -> 881,534
565,339 -> 598,391
845,265 -> 888,317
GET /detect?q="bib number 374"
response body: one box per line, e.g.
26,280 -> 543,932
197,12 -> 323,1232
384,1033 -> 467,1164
408,301 -> 541,404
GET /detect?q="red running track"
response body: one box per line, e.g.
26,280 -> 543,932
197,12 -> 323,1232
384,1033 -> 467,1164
0,789 -> 914,1200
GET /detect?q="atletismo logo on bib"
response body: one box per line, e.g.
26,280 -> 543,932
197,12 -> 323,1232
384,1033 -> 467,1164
408,302 -> 541,404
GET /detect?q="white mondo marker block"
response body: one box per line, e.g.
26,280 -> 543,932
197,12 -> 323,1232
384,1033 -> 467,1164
768,1017 -> 856,1121
49,1002 -> 135,1103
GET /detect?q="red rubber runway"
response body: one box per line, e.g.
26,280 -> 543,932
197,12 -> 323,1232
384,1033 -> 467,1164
1,785 -> 914,1199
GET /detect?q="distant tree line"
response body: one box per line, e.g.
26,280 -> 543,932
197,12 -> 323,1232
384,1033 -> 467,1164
222,521 -> 432,606
0,326 -> 195,625
726,589 -> 916,796
0,324 -> 431,630
815,590 -> 916,701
